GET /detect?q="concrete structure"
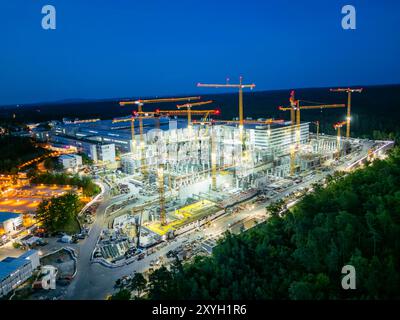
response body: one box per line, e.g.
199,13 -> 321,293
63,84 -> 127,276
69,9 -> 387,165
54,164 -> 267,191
50,135 -> 116,164
59,154 -> 83,170
95,143 -> 116,163
31,129 -> 50,142
0,212 -> 22,234
0,250 -> 40,297
250,122 -> 310,156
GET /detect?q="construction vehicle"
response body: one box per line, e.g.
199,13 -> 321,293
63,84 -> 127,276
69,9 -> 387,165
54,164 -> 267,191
330,88 -> 363,138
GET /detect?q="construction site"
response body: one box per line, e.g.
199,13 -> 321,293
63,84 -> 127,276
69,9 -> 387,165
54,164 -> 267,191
87,79 -> 383,260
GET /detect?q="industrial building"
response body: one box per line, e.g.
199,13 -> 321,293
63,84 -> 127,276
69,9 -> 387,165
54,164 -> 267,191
0,212 -> 22,234
58,154 -> 83,170
250,122 -> 310,155
49,135 -> 116,164
0,250 -> 40,297
30,87 -> 365,247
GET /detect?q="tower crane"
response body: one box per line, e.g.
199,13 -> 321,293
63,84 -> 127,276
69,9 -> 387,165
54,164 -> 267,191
155,108 -> 221,191
176,100 -> 214,128
119,96 -> 201,177
213,119 -> 284,125
333,121 -> 347,158
279,91 -> 346,130
312,121 -> 320,139
278,91 -> 346,176
197,77 -> 255,143
330,88 -> 363,138
155,108 -> 220,121
157,160 -> 167,225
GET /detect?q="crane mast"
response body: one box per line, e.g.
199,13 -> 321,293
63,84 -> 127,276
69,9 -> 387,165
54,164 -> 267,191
333,121 -> 347,158
279,90 -> 346,176
176,100 -> 214,128
119,96 -> 201,178
330,88 -> 363,138
197,77 -> 255,142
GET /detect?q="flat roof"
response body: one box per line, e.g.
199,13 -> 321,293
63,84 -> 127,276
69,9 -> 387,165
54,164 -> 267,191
59,154 -> 80,160
0,250 -> 37,282
0,212 -> 21,223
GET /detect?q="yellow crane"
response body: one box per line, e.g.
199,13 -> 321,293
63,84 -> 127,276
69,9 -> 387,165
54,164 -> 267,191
333,121 -> 347,159
213,119 -> 284,125
176,100 -> 214,128
279,91 -> 346,130
208,124 -> 218,191
279,91 -> 346,176
312,121 -> 320,139
330,88 -> 363,138
155,108 -> 220,121
197,77 -> 255,143
119,96 -> 201,177
156,108 -> 221,191
117,104 -> 219,224
157,162 -> 167,225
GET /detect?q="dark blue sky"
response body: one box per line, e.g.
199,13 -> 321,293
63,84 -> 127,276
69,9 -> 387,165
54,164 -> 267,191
1,0 -> 399,105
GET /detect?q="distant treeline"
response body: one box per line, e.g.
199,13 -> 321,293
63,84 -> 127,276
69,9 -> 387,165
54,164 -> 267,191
138,148 -> 400,300
1,85 -> 400,142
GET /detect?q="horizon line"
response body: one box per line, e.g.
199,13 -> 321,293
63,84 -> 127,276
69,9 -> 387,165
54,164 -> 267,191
1,82 -> 399,108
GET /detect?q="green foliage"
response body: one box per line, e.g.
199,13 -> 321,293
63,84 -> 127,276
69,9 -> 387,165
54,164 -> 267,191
110,289 -> 131,300
12,242 -> 22,249
78,153 -> 94,165
266,199 -> 285,217
142,148 -> 400,300
36,193 -> 82,234
31,172 -> 100,197
129,273 -> 147,297
43,158 -> 63,171
0,136 -> 48,173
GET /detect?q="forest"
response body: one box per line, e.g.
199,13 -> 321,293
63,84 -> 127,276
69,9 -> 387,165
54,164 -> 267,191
125,148 -> 400,300
0,136 -> 48,173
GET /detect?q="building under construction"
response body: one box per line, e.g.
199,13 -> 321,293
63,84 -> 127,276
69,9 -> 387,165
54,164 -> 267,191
51,81 -> 365,243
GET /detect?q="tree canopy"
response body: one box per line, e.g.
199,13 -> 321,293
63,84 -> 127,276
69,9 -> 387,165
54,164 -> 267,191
31,172 -> 100,197
139,148 -> 400,300
36,193 -> 82,234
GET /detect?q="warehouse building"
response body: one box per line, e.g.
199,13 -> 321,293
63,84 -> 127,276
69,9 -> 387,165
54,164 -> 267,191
0,250 -> 40,297
0,212 -> 23,234
249,122 -> 310,156
49,135 -> 116,163
58,154 -> 83,170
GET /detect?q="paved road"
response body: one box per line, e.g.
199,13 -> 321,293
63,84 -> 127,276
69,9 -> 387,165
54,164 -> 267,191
63,140 -> 387,300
